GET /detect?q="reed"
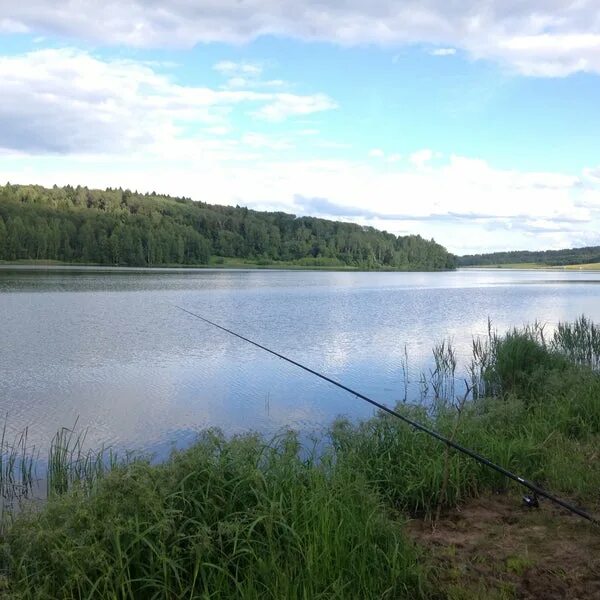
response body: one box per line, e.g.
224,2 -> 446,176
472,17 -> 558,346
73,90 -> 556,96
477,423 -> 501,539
0,419 -> 37,505
430,339 -> 457,407
47,421 -> 117,497
552,315 -> 600,371
469,318 -> 498,399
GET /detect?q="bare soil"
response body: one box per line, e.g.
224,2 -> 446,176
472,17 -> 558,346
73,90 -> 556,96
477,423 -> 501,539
408,494 -> 600,599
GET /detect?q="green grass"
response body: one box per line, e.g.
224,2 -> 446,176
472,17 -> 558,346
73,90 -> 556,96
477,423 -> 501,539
0,256 -> 452,272
0,257 -> 358,271
461,263 -> 545,269
208,255 -> 361,270
558,262 -> 600,270
1,319 -> 600,598
462,262 -> 600,271
1,432 -> 428,599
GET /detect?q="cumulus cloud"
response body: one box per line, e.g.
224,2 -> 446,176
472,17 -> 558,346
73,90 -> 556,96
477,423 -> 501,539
430,47 -> 456,56
241,132 -> 292,150
584,166 -> 600,183
0,48 -> 336,154
2,1 -> 600,76
251,93 -> 337,121
0,17 -> 29,33
213,61 -> 262,76
247,155 -> 600,252
409,149 -> 433,168
212,60 -> 282,89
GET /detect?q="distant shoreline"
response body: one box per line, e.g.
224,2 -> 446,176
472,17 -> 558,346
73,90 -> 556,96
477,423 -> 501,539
461,262 -> 600,271
4,259 -> 600,272
0,259 -> 455,273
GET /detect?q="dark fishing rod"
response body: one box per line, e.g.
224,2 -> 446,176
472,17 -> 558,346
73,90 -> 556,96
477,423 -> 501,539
174,304 -> 600,526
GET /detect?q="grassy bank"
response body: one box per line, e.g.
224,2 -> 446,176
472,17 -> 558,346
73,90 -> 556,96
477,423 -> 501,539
462,262 -> 600,271
0,257 -> 453,271
561,262 -> 600,270
0,258 -> 358,270
1,319 -> 600,598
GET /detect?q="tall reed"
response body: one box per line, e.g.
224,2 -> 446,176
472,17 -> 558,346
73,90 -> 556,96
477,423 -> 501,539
553,315 -> 600,371
0,418 -> 36,503
47,421 -> 117,497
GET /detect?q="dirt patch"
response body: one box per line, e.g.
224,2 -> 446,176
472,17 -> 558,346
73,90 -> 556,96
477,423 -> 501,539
407,494 -> 600,599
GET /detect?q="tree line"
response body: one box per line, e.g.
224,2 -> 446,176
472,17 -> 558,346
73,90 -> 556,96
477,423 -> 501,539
0,183 -> 456,270
458,246 -> 600,267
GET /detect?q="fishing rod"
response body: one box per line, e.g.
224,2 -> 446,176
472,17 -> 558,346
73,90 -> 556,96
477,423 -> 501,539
174,304 -> 600,526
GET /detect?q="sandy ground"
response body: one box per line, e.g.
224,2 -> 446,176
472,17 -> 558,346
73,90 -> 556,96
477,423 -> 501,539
408,494 -> 600,599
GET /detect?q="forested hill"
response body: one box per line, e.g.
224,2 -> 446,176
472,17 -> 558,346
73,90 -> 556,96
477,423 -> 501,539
0,184 -> 456,270
459,246 -> 600,267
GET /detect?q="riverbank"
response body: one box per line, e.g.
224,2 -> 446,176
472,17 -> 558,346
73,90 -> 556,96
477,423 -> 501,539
8,258 -> 600,272
1,319 -> 599,598
0,258 -> 456,272
0,257 -> 358,270
462,262 -> 600,271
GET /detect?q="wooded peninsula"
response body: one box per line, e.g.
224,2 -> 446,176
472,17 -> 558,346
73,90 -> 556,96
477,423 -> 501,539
0,184 -> 456,270
459,245 -> 600,268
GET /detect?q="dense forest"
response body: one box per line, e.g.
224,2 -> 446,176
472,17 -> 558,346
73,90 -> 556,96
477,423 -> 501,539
459,246 -> 600,267
0,184 -> 456,270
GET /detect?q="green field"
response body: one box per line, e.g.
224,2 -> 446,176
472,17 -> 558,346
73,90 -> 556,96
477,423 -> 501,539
561,262 -> 600,270
464,262 -> 600,271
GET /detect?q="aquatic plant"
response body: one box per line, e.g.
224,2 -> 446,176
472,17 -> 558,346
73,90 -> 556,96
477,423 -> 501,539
0,419 -> 36,505
47,421 -> 119,497
552,315 -> 600,371
430,339 -> 457,408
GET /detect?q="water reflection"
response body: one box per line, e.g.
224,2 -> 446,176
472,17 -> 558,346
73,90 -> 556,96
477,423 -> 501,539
1,266 -> 600,458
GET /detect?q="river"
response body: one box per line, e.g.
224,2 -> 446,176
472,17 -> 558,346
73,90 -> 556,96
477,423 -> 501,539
1,266 -> 599,456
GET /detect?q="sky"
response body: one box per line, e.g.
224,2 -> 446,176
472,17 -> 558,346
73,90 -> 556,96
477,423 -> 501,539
1,1 -> 600,255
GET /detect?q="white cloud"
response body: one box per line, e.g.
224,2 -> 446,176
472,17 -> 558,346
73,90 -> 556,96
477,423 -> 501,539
3,1 -> 600,76
225,77 -> 251,88
0,17 -> 29,33
224,77 -> 287,90
486,33 -> 600,77
584,166 -> 600,182
204,125 -> 231,136
214,61 -> 262,76
430,47 -> 456,56
241,132 -> 292,150
409,148 -> 433,168
251,93 -> 337,122
0,48 -> 336,154
369,148 -> 385,158
213,61 -> 289,91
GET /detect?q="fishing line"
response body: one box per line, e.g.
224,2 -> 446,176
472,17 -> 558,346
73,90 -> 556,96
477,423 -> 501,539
174,304 -> 600,526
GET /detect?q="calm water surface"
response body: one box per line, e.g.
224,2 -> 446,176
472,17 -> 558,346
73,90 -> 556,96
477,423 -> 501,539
2,266 -> 600,456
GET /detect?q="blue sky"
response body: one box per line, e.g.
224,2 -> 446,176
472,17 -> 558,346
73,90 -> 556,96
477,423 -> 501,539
1,1 -> 600,254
